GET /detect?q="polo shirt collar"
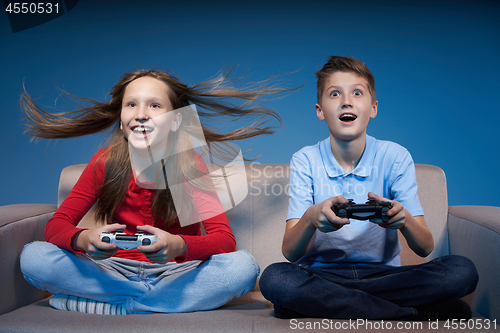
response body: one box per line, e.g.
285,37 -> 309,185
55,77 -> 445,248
319,135 -> 376,179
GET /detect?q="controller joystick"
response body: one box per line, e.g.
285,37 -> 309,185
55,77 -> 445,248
332,198 -> 392,222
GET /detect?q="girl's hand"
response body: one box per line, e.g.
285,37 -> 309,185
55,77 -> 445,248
367,192 -> 405,229
74,223 -> 127,260
306,195 -> 351,233
137,225 -> 187,264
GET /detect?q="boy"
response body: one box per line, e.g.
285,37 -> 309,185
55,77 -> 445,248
259,56 -> 478,320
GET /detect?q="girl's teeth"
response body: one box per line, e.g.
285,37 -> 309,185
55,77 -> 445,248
133,127 -> 153,134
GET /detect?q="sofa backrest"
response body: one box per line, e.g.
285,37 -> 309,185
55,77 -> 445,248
58,163 -> 449,270
414,164 -> 449,261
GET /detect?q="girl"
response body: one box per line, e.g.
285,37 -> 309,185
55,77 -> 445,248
20,68 -> 289,315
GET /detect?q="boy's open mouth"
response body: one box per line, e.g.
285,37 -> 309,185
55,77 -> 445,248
339,113 -> 357,122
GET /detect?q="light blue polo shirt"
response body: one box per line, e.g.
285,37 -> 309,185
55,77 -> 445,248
287,135 -> 424,267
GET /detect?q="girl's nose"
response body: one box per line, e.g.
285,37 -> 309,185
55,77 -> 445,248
134,106 -> 150,120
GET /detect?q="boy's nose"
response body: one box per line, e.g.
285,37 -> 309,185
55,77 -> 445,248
341,95 -> 353,108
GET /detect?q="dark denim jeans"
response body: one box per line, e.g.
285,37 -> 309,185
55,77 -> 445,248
259,255 -> 478,320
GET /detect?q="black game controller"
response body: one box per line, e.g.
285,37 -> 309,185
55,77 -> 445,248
100,230 -> 158,250
332,199 -> 392,222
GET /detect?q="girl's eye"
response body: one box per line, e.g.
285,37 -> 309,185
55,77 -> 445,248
128,102 -> 136,107
330,91 -> 340,97
151,104 -> 160,109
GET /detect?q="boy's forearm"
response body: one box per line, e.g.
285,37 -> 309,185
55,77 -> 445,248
400,212 -> 434,257
282,215 -> 317,262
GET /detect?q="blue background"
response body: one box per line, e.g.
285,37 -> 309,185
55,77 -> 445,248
1,0 -> 499,207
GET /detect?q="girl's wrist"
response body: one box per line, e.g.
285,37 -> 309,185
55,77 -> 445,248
176,235 -> 187,256
73,229 -> 89,251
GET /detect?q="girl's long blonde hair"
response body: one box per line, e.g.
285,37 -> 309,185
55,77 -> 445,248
23,68 -> 292,227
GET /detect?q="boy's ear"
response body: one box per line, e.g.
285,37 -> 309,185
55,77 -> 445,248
370,100 -> 378,119
316,103 -> 325,121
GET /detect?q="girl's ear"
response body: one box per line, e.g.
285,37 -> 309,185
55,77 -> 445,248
171,113 -> 182,132
120,122 -> 123,130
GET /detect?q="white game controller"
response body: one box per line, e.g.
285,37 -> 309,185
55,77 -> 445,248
100,230 -> 158,250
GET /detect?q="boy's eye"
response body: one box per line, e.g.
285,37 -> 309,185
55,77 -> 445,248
353,90 -> 362,96
330,91 -> 340,97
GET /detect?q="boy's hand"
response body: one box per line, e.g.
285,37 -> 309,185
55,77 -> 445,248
74,223 -> 126,260
283,196 -> 351,262
307,196 -> 351,233
137,225 -> 187,264
367,192 -> 405,229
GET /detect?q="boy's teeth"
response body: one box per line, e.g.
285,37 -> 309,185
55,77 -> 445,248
340,114 -> 357,121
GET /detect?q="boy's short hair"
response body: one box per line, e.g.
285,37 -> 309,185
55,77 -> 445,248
316,56 -> 376,104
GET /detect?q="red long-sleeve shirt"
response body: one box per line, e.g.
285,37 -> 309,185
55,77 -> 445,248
44,149 -> 236,263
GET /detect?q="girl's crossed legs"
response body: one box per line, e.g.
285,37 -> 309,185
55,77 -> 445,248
21,241 -> 259,314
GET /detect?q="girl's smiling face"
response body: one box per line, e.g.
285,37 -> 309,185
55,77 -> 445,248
120,76 -> 181,150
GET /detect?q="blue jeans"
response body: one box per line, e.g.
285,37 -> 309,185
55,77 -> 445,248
259,255 -> 478,320
20,242 -> 259,314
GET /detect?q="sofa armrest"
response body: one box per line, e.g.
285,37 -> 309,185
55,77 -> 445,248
0,204 -> 56,315
448,205 -> 500,320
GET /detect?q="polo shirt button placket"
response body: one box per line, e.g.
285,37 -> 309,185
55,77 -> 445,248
347,184 -> 353,194
345,174 -> 353,195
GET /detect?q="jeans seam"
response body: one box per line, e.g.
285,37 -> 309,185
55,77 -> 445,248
93,260 -> 138,280
351,265 -> 358,281
245,251 -> 261,277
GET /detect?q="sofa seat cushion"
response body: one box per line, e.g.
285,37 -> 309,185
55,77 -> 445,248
0,291 -> 483,333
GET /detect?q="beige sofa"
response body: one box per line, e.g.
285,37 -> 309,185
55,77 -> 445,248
0,163 -> 499,332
